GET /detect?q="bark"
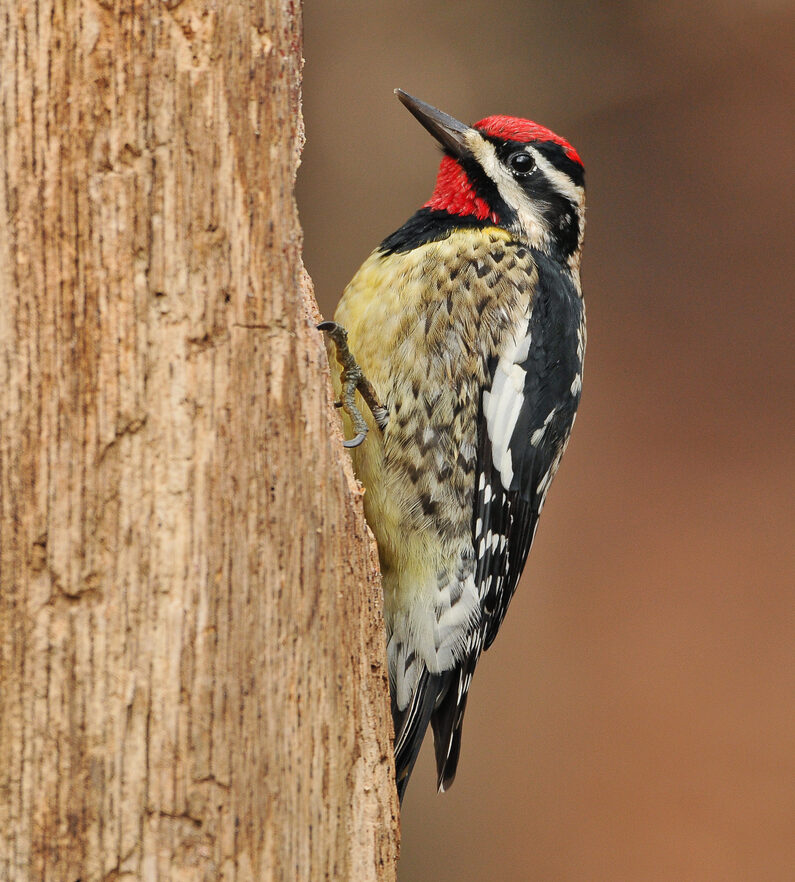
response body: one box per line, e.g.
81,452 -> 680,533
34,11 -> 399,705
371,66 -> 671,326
0,2 -> 398,880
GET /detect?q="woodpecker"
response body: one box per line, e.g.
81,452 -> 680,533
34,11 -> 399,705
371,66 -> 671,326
322,90 -> 586,802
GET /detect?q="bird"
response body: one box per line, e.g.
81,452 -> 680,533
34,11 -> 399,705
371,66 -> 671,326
321,89 -> 586,802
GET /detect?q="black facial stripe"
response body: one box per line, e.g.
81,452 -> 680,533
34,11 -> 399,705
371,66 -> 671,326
531,141 -> 585,188
480,136 -> 582,260
486,136 -> 585,189
515,164 -> 579,258
454,152 -> 518,228
542,192 -> 581,261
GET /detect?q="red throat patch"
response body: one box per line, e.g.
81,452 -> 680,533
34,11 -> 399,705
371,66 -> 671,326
475,115 -> 583,167
424,156 -> 500,223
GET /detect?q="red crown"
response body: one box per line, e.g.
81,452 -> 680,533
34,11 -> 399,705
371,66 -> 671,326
475,115 -> 583,167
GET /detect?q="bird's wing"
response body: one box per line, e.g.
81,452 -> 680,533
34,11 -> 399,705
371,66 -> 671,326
431,251 -> 585,791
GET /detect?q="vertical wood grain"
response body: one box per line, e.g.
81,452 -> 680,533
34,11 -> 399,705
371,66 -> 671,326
0,1 -> 398,879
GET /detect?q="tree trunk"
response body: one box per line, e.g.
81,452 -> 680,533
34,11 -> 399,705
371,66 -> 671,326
0,2 -> 398,880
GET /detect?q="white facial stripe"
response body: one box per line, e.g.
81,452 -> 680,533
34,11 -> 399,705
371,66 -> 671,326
465,132 -> 549,247
527,146 -> 585,209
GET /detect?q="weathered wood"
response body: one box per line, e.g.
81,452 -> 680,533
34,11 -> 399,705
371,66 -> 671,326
0,2 -> 398,879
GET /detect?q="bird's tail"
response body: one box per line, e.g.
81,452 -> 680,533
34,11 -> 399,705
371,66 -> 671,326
393,668 -> 446,803
430,665 -> 470,792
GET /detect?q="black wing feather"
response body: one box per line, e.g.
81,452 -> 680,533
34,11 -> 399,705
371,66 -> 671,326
431,250 -> 584,788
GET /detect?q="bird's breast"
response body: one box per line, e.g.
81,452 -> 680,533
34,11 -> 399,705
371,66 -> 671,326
332,227 -> 538,614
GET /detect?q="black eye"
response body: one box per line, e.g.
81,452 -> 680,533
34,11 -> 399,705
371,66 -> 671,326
508,151 -> 535,177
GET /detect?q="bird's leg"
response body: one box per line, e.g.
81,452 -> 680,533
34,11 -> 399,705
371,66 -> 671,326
318,321 -> 389,448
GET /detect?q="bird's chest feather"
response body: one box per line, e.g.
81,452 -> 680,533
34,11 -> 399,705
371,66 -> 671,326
333,229 -> 538,580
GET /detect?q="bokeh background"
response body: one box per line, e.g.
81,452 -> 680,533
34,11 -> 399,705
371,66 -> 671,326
297,2 -> 794,879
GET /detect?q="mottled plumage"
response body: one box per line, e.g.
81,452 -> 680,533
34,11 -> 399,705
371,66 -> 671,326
327,92 -> 586,801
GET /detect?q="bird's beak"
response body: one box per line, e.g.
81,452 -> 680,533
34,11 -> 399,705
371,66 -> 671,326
395,89 -> 476,161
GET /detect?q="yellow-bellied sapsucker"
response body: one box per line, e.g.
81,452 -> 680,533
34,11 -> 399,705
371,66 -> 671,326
322,90 -> 586,802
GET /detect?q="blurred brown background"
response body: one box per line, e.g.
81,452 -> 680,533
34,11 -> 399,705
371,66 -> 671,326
297,2 -> 795,879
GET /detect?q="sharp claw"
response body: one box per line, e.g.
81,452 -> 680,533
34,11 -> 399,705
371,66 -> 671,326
319,319 -> 388,448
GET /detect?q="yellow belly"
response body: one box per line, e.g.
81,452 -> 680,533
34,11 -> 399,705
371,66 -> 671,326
330,227 -> 536,622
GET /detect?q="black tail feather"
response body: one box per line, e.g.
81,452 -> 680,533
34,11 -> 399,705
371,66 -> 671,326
430,667 -> 469,792
393,670 -> 445,803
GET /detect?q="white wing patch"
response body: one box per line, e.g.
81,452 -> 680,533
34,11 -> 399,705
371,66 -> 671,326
571,314 -> 586,396
482,317 -> 532,490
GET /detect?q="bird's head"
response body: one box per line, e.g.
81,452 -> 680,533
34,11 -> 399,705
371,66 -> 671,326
396,90 -> 586,270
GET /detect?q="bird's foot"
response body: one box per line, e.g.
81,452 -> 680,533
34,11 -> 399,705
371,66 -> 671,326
318,321 -> 389,448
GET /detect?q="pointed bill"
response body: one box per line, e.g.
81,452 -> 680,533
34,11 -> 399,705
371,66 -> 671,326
395,89 -> 476,160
